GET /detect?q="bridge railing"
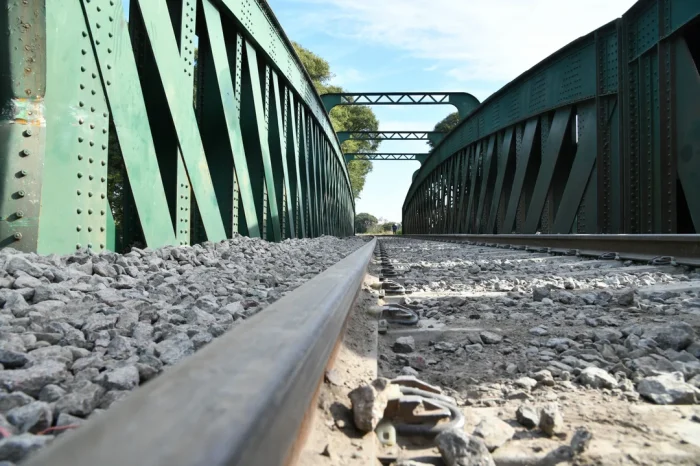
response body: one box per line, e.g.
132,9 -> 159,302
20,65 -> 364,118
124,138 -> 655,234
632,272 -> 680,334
403,0 -> 700,236
0,0 -> 353,255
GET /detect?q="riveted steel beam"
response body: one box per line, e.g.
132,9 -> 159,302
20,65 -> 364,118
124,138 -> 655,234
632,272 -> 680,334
344,153 -> 428,163
1,0 -> 46,252
321,92 -> 480,119
337,131 -> 445,146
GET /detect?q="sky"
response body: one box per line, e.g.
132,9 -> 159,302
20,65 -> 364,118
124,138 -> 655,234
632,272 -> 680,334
268,0 -> 637,223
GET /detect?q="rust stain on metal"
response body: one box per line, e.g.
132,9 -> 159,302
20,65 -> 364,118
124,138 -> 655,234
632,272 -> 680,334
4,98 -> 46,126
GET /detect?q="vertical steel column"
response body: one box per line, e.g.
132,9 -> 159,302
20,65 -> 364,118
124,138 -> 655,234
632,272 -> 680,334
464,143 -> 480,233
174,0 -> 196,245
456,149 -> 470,233
298,105 -> 310,237
1,1 -> 46,252
286,91 -> 302,238
269,71 -> 296,239
308,120 -> 318,237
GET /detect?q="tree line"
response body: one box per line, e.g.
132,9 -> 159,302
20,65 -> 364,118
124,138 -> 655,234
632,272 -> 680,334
354,213 -> 401,234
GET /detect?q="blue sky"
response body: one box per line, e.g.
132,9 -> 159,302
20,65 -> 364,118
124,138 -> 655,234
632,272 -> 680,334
122,0 -> 636,223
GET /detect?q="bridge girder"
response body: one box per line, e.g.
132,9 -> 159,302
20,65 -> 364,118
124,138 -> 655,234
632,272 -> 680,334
402,0 -> 700,236
336,131 -> 444,146
0,0 -> 355,253
321,92 -> 480,120
344,153 -> 428,164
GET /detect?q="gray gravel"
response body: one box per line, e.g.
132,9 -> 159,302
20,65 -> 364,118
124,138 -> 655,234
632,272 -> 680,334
0,235 -> 364,463
375,238 -> 700,461
377,238 -> 700,407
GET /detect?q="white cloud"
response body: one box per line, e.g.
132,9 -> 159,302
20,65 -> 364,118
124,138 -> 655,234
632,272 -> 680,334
289,0 -> 636,82
331,67 -> 365,86
423,64 -> 439,72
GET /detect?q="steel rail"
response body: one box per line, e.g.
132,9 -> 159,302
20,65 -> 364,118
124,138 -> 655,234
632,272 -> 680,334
405,234 -> 700,267
25,238 -> 377,466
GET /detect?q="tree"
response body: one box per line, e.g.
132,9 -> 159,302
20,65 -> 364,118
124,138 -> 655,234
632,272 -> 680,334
355,212 -> 378,234
379,222 -> 393,232
427,111 -> 461,149
293,42 -> 379,199
293,45 -> 332,85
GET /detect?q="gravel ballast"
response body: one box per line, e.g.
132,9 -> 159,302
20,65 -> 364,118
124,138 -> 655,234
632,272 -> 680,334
0,235 -> 365,463
373,237 -> 700,464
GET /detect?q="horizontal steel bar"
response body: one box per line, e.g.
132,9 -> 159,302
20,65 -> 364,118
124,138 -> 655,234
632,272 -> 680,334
25,238 -> 377,466
322,92 -> 470,103
337,131 -> 442,141
405,234 -> 700,267
321,92 -> 480,119
345,153 -> 428,161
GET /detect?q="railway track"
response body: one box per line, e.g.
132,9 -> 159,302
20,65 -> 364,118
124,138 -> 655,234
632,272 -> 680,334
3,234 -> 700,465
371,236 -> 700,465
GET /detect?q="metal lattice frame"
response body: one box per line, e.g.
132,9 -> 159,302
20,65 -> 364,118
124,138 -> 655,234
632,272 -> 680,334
403,0 -> 700,236
337,131 -> 445,145
344,153 -> 428,163
0,0 -> 354,254
321,92 -> 480,119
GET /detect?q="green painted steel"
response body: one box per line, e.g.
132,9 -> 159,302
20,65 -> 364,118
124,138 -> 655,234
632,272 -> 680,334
1,0 -> 354,254
501,119 -> 538,234
40,0 -> 127,254
551,103 -> 597,233
404,0 -> 700,236
175,0 -> 197,246
270,71 -> 296,239
522,107 -> 571,233
337,131 -> 444,145
132,0 -> 226,242
241,48 -> 281,242
321,92 -> 480,119
344,153 -> 428,163
486,128 -> 514,233
200,4 -> 260,238
0,1 -> 46,252
474,135 -> 496,233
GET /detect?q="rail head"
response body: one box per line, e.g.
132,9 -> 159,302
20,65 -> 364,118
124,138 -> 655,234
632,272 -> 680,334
24,238 -> 377,466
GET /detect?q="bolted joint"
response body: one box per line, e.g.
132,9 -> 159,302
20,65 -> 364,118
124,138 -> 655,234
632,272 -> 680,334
20,149 -> 31,157
13,232 -> 22,240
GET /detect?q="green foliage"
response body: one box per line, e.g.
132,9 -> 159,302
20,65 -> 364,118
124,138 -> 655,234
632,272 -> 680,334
293,42 -> 379,199
364,221 -> 401,235
428,111 -> 461,148
354,212 -> 378,234
293,43 -> 333,85
347,160 -> 372,198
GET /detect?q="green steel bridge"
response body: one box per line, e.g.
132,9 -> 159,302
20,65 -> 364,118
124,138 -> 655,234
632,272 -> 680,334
1,0 -> 699,255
